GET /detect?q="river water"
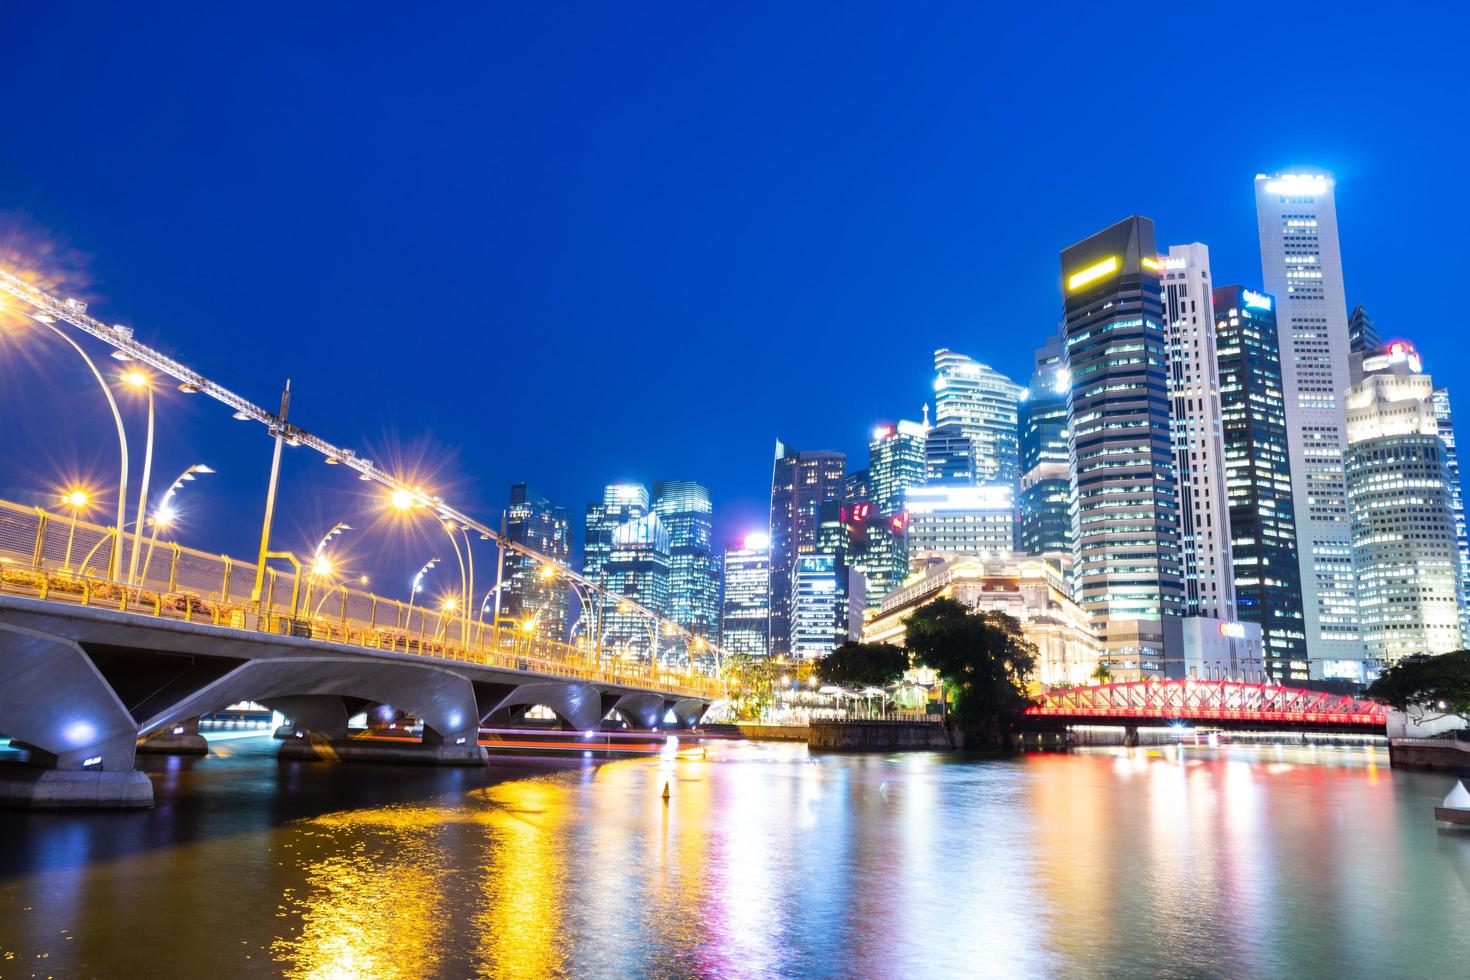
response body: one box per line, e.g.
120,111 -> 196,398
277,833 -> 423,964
0,736 -> 1466,978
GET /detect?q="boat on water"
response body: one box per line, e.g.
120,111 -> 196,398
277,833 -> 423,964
1434,779 -> 1470,826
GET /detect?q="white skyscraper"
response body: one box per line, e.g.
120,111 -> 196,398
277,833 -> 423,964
933,349 -> 1024,489
1160,243 -> 1235,620
1255,172 -> 1364,677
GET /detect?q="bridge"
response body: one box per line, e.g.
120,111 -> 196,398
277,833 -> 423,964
0,500 -> 722,808
1024,679 -> 1390,738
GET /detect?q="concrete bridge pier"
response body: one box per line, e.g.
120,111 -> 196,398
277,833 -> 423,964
1123,725 -> 1140,747
667,698 -> 709,729
612,693 -> 666,730
137,715 -> 209,756
0,623 -> 153,809
485,682 -> 604,731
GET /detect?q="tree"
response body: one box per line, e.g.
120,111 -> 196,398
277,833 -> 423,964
722,653 -> 779,722
1091,662 -> 1112,685
1366,650 -> 1470,726
902,598 -> 1037,747
814,642 -> 909,689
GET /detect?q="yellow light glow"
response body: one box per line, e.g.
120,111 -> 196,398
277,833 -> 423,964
64,489 -> 90,509
312,557 -> 334,577
122,369 -> 150,388
538,565 -> 557,580
390,489 -> 416,512
520,619 -> 536,633
1140,256 -> 1160,270
1067,255 -> 1119,290
441,597 -> 458,612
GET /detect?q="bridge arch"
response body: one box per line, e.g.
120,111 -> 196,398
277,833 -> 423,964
482,682 -> 604,731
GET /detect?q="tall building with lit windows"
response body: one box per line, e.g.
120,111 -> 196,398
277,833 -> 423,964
583,483 -> 668,659
1255,171 -> 1363,676
1213,285 -> 1307,681
1345,342 -> 1464,661
933,349 -> 1023,489
501,484 -> 572,642
652,480 -> 720,641
1018,331 -> 1074,565
1160,243 -> 1234,620
1061,216 -> 1183,676
869,420 -> 927,516
768,442 -> 846,657
720,533 -> 771,657
1432,386 -> 1470,638
924,422 -> 975,485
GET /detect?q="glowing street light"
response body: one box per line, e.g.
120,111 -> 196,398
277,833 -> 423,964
60,488 -> 92,573
120,368 -> 158,586
140,463 -> 213,584
390,488 -> 416,512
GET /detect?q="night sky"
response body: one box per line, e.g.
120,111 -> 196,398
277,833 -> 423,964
2,3 -> 1467,594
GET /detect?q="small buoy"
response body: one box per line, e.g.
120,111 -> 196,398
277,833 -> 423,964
661,781 -> 671,800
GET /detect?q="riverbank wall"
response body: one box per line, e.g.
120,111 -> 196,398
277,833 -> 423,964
732,724 -> 809,741
808,720 -> 955,751
1389,738 -> 1470,772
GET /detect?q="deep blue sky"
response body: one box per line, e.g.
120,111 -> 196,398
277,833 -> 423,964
2,3 -> 1467,594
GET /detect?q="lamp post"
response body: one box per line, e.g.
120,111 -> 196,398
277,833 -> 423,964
405,557 -> 439,633
121,369 -> 155,585
60,489 -> 91,574
301,522 -> 351,614
139,464 -> 214,584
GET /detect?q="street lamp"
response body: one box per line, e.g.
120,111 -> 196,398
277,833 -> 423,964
60,488 -> 92,574
139,463 -> 214,585
121,369 -> 155,586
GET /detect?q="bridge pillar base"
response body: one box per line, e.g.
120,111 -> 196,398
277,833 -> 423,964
1123,725 -> 1140,747
138,717 -> 208,756
277,734 -> 487,766
0,768 -> 153,810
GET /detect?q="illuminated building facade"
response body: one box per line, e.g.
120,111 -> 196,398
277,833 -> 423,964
500,483 -> 572,642
1255,171 -> 1363,676
864,554 -> 1101,687
768,442 -> 846,657
1061,216 -> 1183,676
933,349 -> 1023,489
869,421 -> 927,516
652,480 -> 720,641
1213,285 -> 1308,681
720,533 -> 771,657
1345,342 -> 1464,661
823,500 -> 907,610
903,485 -> 1015,557
924,422 -> 975,485
791,554 -> 845,660
1432,386 -> 1470,638
1018,330 -> 1073,563
1161,243 -> 1235,620
601,509 -> 671,661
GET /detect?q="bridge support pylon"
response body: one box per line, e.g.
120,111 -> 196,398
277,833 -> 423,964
1123,725 -> 1140,747
137,716 -> 209,756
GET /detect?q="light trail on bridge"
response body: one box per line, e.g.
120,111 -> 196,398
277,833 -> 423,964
0,266 -> 730,673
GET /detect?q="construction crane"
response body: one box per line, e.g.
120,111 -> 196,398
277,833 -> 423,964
0,266 -> 727,672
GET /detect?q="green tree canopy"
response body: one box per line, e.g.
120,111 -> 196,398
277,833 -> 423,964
721,653 -> 779,722
1365,650 -> 1470,725
814,641 -> 909,689
903,598 -> 1037,746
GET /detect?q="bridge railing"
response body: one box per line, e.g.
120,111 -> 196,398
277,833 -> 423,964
0,500 -> 721,700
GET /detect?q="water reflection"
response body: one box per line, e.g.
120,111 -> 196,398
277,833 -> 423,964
0,739 -> 1467,977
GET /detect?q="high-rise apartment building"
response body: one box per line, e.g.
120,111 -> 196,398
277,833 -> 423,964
652,481 -> 720,641
1160,243 -> 1235,620
768,442 -> 846,657
1018,331 -> 1074,564
1061,216 -> 1183,675
1255,171 -> 1363,676
904,485 -> 1015,557
924,422 -> 975,485
869,421 -> 927,516
500,484 -> 572,642
1213,286 -> 1308,681
1432,386 -> 1470,638
1345,342 -> 1464,661
933,349 -> 1023,489
720,533 -> 771,658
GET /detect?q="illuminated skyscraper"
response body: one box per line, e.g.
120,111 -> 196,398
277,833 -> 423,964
652,480 -> 720,641
583,484 -> 667,660
869,420 -> 927,516
933,349 -> 1023,488
1160,243 -> 1234,620
791,554 -> 845,660
500,484 -> 572,642
1255,171 -> 1363,677
1018,331 -> 1073,563
924,422 -> 975,485
904,485 -> 1015,557
1348,303 -> 1382,356
1061,216 -> 1183,676
1432,386 -> 1470,638
1345,342 -> 1464,661
1213,285 -> 1307,680
768,442 -> 846,657
720,533 -> 771,657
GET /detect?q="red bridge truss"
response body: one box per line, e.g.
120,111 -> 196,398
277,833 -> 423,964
1025,679 -> 1390,731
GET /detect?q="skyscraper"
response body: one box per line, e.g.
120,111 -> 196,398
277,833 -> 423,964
904,485 -> 1015,557
500,484 -> 572,642
791,553 -> 845,660
1255,171 -> 1363,677
601,509 -> 671,661
1160,243 -> 1234,620
1018,330 -> 1074,564
652,480 -> 720,641
1213,285 -> 1308,681
924,422 -> 975,485
1432,385 -> 1470,638
933,349 -> 1023,489
768,442 -> 846,657
1348,303 -> 1382,357
1345,342 -> 1464,661
869,420 -> 927,516
720,533 -> 771,658
1061,216 -> 1183,675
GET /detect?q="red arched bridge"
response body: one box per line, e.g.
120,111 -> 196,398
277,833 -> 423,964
1025,679 -> 1390,733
